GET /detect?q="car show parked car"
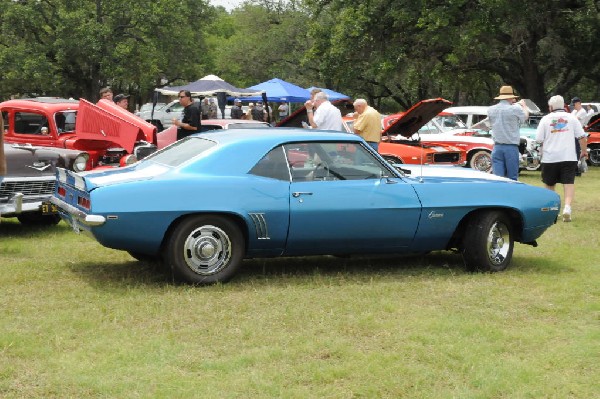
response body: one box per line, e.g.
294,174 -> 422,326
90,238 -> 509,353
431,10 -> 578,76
342,115 -> 466,166
1,143 -> 88,224
584,112 -> 600,166
52,129 -> 560,284
1,97 -> 157,170
383,99 -> 495,172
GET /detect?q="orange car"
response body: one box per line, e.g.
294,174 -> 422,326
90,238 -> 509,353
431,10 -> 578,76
343,115 -> 466,166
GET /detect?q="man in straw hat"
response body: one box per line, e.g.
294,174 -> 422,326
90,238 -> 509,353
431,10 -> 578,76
488,85 -> 529,180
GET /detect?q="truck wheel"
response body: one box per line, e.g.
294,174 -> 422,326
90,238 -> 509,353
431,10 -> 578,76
17,213 -> 61,226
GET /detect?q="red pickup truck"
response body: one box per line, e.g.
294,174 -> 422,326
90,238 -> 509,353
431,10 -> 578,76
1,97 -> 157,170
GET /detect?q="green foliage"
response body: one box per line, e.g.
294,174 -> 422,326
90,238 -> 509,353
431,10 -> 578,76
0,0 -> 213,102
1,0 -> 599,109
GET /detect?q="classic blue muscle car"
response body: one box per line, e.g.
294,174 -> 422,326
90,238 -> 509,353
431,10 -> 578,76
51,129 -> 560,284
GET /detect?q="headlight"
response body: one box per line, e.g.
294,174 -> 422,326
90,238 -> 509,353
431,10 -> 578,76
72,153 -> 89,172
120,154 -> 137,167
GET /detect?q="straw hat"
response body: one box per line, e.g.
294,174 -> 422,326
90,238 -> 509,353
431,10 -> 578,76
494,86 -> 519,100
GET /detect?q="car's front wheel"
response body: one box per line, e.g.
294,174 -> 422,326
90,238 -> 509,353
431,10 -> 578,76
588,146 -> 600,166
462,211 -> 514,272
469,150 -> 492,172
165,215 -> 245,284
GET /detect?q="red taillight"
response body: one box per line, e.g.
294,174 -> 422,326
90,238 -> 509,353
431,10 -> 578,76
78,197 -> 91,210
57,186 -> 66,197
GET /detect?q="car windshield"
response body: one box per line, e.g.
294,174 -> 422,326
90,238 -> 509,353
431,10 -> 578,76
144,136 -> 216,167
432,115 -> 468,132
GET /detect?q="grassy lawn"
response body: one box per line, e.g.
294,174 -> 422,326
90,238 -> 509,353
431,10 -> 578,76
1,168 -> 599,398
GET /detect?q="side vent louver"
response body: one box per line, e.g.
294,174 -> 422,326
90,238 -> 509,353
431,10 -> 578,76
249,213 -> 270,240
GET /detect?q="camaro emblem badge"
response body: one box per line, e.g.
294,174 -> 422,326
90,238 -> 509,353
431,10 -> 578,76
428,211 -> 444,219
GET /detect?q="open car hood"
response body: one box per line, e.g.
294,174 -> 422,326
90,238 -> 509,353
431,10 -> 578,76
586,112 -> 600,132
382,98 -> 452,138
75,99 -> 157,152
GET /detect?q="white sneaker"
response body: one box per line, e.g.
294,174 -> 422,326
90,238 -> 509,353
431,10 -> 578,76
562,206 -> 572,222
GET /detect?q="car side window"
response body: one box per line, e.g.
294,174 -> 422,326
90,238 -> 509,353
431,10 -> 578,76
14,112 -> 49,135
55,111 -> 76,133
284,142 -> 391,182
249,146 -> 291,181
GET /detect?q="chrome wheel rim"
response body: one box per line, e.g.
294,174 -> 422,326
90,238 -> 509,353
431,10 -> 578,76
487,221 -> 510,265
474,153 -> 492,172
183,225 -> 232,275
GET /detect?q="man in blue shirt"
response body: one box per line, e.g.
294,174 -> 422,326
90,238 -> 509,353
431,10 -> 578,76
488,85 -> 529,180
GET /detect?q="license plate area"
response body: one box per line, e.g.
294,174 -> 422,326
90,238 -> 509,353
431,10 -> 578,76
41,201 -> 58,215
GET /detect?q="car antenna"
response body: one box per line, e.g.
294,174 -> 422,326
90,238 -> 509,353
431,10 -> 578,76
150,91 -> 159,128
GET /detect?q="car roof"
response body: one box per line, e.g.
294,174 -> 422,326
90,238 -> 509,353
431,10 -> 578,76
0,97 -> 79,112
194,128 -> 359,145
445,106 -> 489,114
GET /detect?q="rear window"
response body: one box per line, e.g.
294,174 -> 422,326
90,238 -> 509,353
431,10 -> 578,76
145,137 -> 216,167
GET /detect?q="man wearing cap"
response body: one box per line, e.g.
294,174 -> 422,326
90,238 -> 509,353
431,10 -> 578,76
231,99 -> 244,119
114,94 -> 130,111
570,97 -> 589,127
172,90 -> 200,140
488,85 -> 529,180
536,95 -> 587,222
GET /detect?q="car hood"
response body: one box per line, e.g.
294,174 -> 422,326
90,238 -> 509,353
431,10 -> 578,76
586,112 -> 600,132
382,98 -> 452,138
75,99 -> 157,152
3,144 -> 82,177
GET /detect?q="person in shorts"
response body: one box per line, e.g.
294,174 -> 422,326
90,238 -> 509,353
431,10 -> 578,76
536,95 -> 588,222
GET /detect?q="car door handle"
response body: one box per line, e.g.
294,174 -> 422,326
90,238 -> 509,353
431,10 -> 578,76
292,192 -> 313,198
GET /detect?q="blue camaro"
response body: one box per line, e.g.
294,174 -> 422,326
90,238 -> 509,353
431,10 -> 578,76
51,129 -> 560,284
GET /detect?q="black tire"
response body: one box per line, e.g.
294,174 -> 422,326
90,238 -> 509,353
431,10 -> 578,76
468,150 -> 492,172
165,215 -> 245,284
588,147 -> 600,166
17,212 -> 61,226
462,211 -> 514,272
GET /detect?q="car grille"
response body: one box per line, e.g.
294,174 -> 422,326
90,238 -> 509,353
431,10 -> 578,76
433,153 -> 461,163
0,180 -> 55,200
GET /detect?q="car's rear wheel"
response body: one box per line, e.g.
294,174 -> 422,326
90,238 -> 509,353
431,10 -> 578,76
468,150 -> 492,172
462,211 -> 514,272
165,215 -> 245,284
17,212 -> 61,226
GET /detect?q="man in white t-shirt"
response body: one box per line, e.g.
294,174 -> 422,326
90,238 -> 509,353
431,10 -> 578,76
304,92 -> 343,131
536,95 -> 587,222
570,97 -> 588,127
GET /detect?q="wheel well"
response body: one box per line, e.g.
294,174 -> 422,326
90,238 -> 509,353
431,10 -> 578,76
447,207 -> 523,250
466,149 -> 491,161
159,212 -> 250,255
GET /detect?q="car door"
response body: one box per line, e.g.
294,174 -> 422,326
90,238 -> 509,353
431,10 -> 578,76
283,142 -> 422,255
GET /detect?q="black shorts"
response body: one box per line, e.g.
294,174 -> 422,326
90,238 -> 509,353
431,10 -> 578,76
541,161 -> 577,186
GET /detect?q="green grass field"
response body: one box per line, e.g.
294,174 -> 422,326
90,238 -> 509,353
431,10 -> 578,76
1,169 -> 599,398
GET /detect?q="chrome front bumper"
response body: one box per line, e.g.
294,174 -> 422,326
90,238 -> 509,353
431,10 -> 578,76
0,193 -> 47,217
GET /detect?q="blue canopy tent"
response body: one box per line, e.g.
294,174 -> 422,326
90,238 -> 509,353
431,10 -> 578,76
306,87 -> 350,101
242,78 -> 311,103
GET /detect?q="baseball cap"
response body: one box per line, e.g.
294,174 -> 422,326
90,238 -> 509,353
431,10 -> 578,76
114,94 -> 130,102
571,97 -> 581,104
234,98 -> 241,103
